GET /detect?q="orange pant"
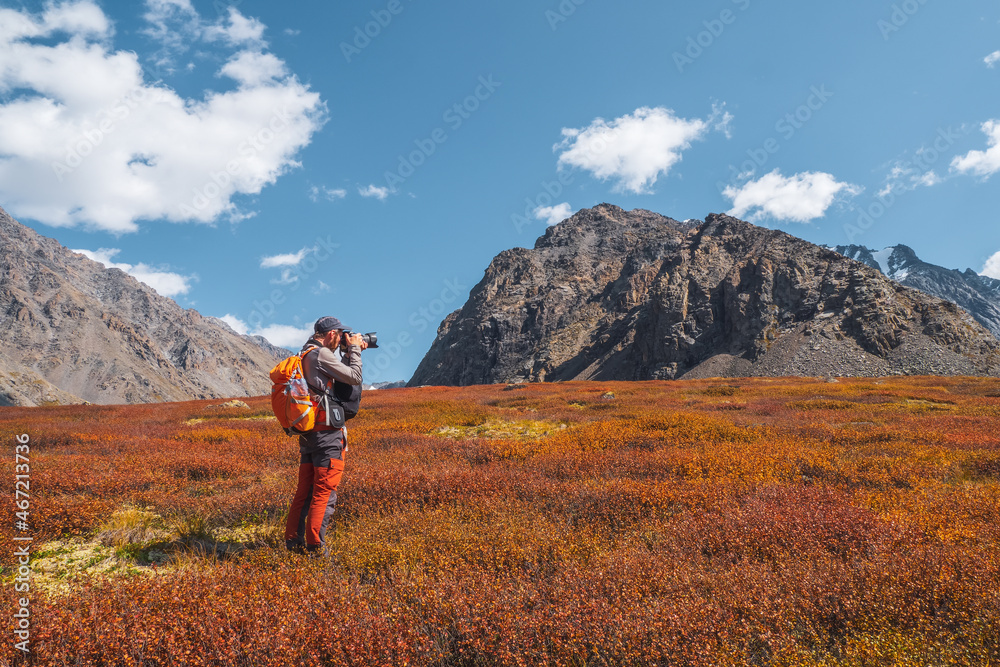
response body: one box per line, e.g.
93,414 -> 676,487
284,455 -> 345,548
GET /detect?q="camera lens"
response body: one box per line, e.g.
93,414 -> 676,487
338,332 -> 378,349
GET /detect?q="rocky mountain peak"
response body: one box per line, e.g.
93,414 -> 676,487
0,206 -> 284,406
534,203 -> 693,253
410,206 -> 1000,386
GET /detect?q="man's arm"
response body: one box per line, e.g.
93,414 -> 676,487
314,345 -> 363,385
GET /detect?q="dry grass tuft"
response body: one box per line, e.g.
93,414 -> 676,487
433,419 -> 568,440
95,505 -> 170,547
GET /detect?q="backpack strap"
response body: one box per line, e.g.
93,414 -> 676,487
299,344 -> 333,396
300,343 -> 344,429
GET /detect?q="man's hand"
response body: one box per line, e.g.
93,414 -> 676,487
346,333 -> 368,350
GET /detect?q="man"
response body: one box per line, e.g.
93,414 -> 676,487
284,315 -> 368,555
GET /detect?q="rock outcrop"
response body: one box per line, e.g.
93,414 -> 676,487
0,206 -> 284,406
832,244 -> 1000,339
409,204 -> 1000,385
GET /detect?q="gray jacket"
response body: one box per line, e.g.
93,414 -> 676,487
300,340 -> 362,393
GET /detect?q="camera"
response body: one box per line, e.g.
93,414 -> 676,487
340,331 -> 378,350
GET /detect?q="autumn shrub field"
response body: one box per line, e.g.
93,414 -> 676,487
2,376 -> 1000,666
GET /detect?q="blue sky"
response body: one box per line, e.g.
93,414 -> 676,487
1,0 -> 999,383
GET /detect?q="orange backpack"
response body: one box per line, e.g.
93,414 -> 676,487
269,352 -> 317,435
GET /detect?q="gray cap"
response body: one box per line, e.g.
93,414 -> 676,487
314,316 -> 349,334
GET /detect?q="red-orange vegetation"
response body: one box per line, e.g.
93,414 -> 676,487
1,376 -> 999,665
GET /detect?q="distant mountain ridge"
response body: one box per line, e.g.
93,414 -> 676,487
409,204 -> 1000,386
0,206 -> 284,406
363,380 -> 407,391
831,244 -> 1000,339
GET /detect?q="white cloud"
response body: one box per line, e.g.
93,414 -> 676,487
4,1 -> 111,41
260,247 -> 311,268
308,185 -> 347,202
253,324 -> 312,348
142,0 -> 198,53
879,161 -> 944,196
915,171 -> 941,187
359,184 -> 390,200
311,280 -> 331,295
218,313 -> 248,334
270,269 -> 299,286
554,106 -> 715,194
723,170 -> 861,223
143,1 -> 264,69
219,50 -> 287,87
986,51 -> 1000,68
204,8 -> 266,46
73,247 -> 194,296
533,203 -> 573,226
217,314 -> 309,348
0,1 -> 326,233
708,102 -> 734,139
951,120 -> 1000,178
982,251 -> 1000,280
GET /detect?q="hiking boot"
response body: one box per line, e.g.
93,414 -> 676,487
285,540 -> 305,554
